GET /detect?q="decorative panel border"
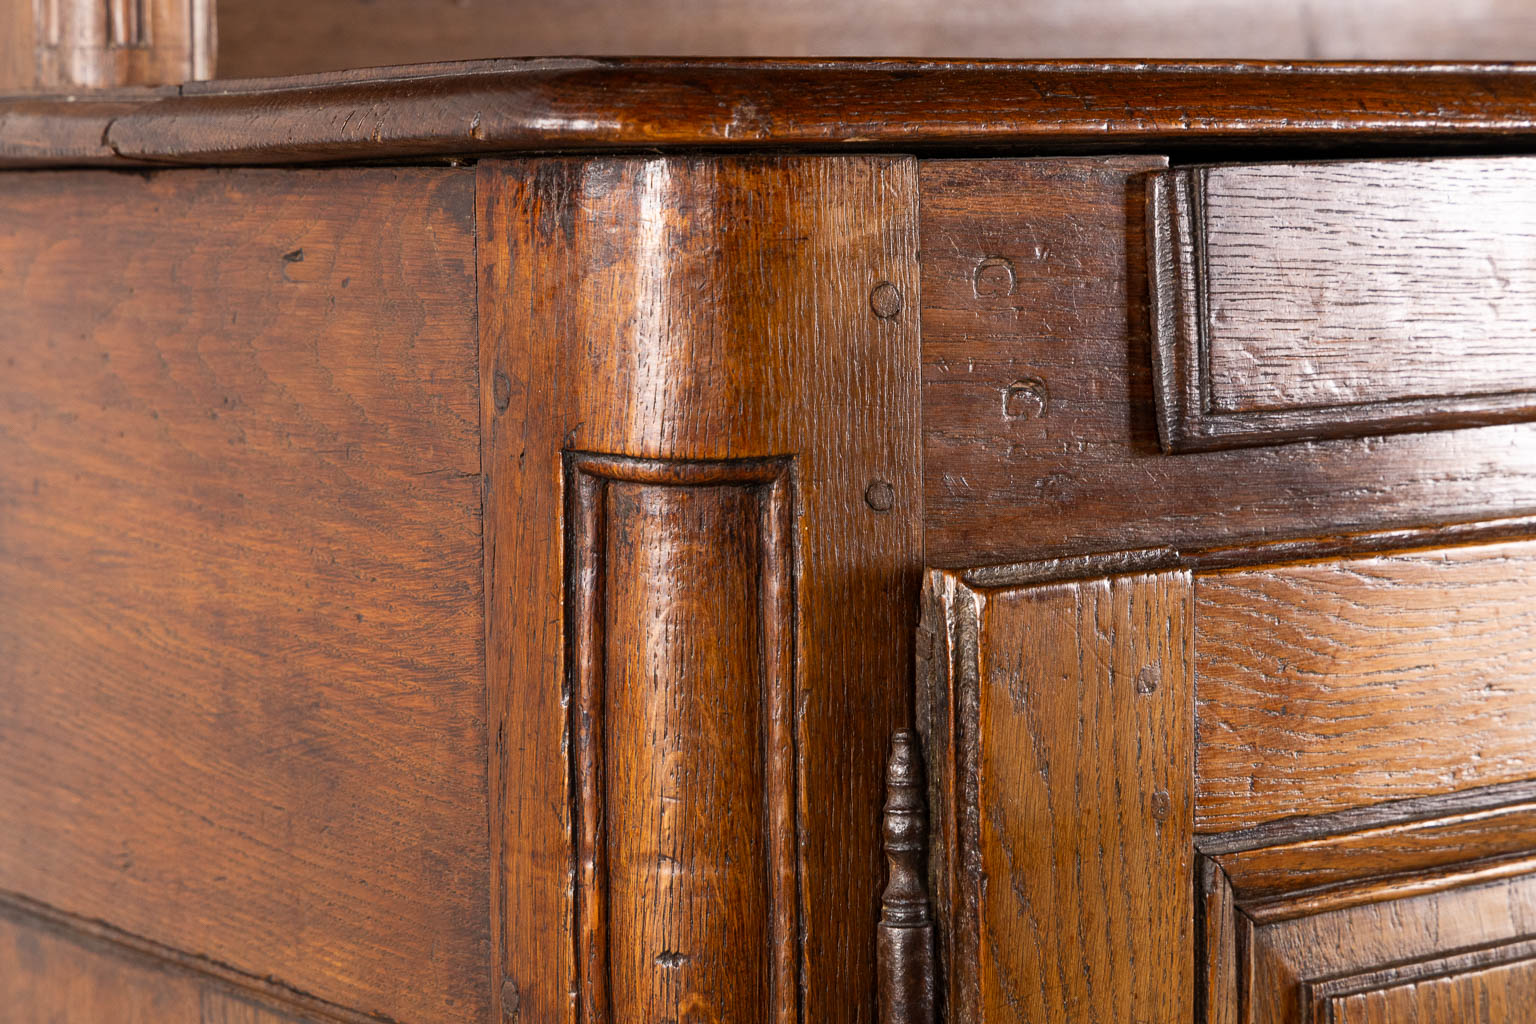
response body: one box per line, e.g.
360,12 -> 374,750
1148,161 -> 1536,452
1199,796 -> 1536,1024
564,452 -> 798,1024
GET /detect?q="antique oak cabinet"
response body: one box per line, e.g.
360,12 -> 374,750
8,59 -> 1536,1024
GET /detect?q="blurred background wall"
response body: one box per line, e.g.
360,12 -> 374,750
218,0 -> 1536,78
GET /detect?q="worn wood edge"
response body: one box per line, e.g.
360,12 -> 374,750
1198,859 -> 1242,1024
1217,801 -> 1536,896
959,547 -> 1178,589
916,569 -> 983,1023
0,98 -> 162,164
948,574 -> 984,1024
1146,170 -> 1181,452
956,512 -> 1536,589
1172,391 -> 1536,451
1242,852 -> 1536,925
913,577 -> 951,1024
1133,160 -> 1246,454
0,889 -> 388,1024
1160,390 -> 1536,454
1305,936 -> 1536,1008
1197,778 -> 1536,856
1147,157 -> 1536,452
12,59 -> 1536,166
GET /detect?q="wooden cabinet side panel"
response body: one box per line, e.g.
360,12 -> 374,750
0,907 -> 203,1024
0,168 -> 489,1024
0,891 -> 317,1023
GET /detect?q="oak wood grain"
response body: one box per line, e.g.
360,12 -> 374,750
198,993 -> 305,1024
571,457 -> 795,1024
1247,869 -> 1536,1024
0,167 -> 488,1023
1200,862 -> 1239,1024
0,905 -> 203,1023
934,540 -> 1536,1024
1195,539 -> 1536,833
14,60 -> 1536,167
1216,801 -> 1536,901
922,568 -> 1195,1024
0,899 -> 316,1023
920,157 -> 1536,568
480,154 -> 921,1024
1202,849 -> 1536,1024
1324,943 -> 1536,1023
1150,158 -> 1536,450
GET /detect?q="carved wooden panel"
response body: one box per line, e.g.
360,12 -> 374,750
566,453 -> 797,1024
1189,536 -> 1536,1023
1321,942 -> 1536,1023
7,0 -> 214,90
1205,809 -> 1536,1024
919,567 -> 1196,1024
1210,799 -> 1536,900
1195,539 -> 1536,833
925,527 -> 1536,1024
1149,158 -> 1536,450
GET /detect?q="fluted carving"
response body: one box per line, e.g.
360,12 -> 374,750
21,0 -> 214,90
566,452 -> 798,1024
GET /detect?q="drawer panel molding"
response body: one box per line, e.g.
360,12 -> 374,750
1203,804 -> 1536,1024
1149,157 -> 1536,450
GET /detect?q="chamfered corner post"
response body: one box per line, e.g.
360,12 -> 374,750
480,154 -> 922,1024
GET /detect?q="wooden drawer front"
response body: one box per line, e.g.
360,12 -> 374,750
1150,157 -> 1536,450
921,157 -> 1536,573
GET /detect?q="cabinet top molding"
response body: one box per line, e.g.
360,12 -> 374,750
9,57 -> 1536,167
